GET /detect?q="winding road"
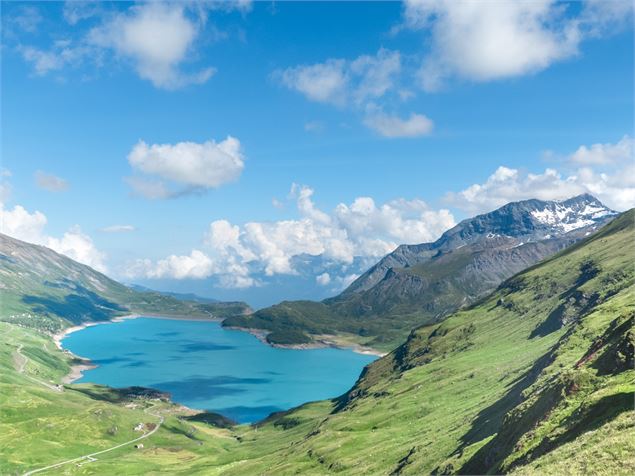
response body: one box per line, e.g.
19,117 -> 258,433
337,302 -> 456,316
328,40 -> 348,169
14,344 -> 62,392
22,408 -> 164,476
14,343 -> 165,475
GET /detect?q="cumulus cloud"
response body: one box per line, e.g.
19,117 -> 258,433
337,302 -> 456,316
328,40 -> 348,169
334,273 -> 360,290
127,136 -> 245,199
35,170 -> 69,192
100,224 -> 136,233
569,135 -> 633,165
125,184 -> 455,287
127,250 -> 214,280
0,204 -> 47,244
445,136 -> 635,213
7,5 -> 42,34
276,48 -> 431,137
205,185 -> 453,280
63,1 -> 102,25
364,110 -> 433,138
88,2 -> 215,89
316,272 -> 331,286
0,203 -> 107,272
278,59 -> 348,105
46,226 -> 107,272
404,0 -> 632,91
18,40 -> 93,76
276,49 -> 401,106
14,2 -> 249,88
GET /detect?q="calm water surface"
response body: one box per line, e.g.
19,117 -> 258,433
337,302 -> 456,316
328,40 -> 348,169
62,317 -> 376,423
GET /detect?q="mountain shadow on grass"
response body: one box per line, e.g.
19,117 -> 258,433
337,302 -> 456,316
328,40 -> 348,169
452,349 -> 555,462
504,391 -> 634,472
23,285 -> 127,325
530,260 -> 601,339
69,385 -> 171,403
163,421 -> 203,441
182,411 -> 236,428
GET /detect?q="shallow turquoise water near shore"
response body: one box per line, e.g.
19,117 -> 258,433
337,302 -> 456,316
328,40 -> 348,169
62,317 -> 376,423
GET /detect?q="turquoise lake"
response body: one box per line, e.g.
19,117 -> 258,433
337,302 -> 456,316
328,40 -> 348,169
62,317 -> 376,423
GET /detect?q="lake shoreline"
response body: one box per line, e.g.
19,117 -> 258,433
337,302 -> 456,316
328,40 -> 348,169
55,314 -> 383,384
55,316 -> 377,422
53,313 -> 224,383
224,326 -> 387,357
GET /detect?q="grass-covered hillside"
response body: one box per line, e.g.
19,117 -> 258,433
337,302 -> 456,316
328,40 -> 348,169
5,211 -> 630,474
0,233 -> 250,333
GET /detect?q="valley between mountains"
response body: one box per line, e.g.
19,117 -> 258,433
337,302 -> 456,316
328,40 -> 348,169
1,195 -> 633,475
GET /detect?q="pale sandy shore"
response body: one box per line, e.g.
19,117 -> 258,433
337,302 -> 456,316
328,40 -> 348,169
55,314 -> 385,384
61,361 -> 97,384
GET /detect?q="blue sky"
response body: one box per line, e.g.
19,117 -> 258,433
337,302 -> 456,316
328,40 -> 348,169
1,1 -> 633,307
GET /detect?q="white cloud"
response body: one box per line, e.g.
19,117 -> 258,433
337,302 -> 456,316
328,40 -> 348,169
88,2 -> 215,89
35,170 -> 69,192
404,0 -> 632,91
350,49 -> 402,105
125,184 -> 455,287
278,59 -> 348,105
15,2 -> 248,88
276,49 -> 432,138
579,0 -> 634,36
203,185 -> 453,282
46,226 -> 107,272
19,40 -> 92,76
10,5 -> 42,33
364,110 -> 433,138
276,48 -> 401,107
316,272 -> 331,286
334,273 -> 360,290
100,224 -> 136,233
569,135 -> 633,165
127,136 -> 245,199
445,136 -> 635,213
63,1 -> 102,25
0,204 -> 48,244
128,250 -> 214,280
0,203 -> 107,272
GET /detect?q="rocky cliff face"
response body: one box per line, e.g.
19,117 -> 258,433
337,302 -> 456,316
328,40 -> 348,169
342,194 -> 615,297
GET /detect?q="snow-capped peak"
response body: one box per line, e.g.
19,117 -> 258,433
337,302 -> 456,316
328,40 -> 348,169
530,195 -> 616,234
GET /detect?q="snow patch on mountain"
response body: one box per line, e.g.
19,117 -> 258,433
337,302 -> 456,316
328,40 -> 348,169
530,198 -> 616,234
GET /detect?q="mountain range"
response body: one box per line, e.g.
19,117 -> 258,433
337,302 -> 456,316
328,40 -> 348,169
2,203 -> 632,475
225,194 -> 617,350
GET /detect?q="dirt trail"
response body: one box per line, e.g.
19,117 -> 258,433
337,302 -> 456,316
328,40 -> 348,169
22,405 -> 164,475
14,344 -> 61,392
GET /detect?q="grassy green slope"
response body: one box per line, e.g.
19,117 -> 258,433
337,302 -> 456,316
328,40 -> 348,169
51,211 -> 633,474
0,233 -> 250,334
